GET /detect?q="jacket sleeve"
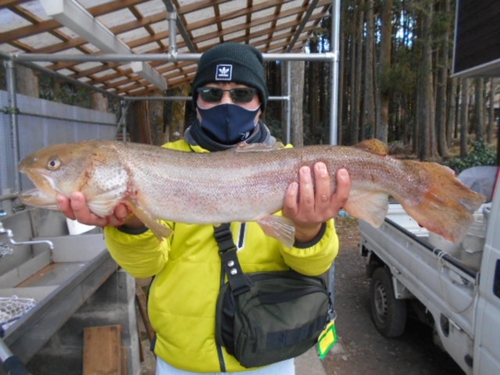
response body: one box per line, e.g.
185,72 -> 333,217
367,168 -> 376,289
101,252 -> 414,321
279,218 -> 339,276
104,224 -> 171,278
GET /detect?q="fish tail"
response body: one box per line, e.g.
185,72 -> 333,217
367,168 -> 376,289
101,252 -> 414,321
401,161 -> 485,243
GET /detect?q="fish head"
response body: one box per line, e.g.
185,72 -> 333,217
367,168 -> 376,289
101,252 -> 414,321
18,142 -> 97,208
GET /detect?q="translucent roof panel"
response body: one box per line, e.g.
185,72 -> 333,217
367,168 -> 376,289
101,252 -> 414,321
0,0 -> 332,97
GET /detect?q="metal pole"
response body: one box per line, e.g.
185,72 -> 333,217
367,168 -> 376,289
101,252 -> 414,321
11,52 -> 335,63
4,60 -> 21,193
121,95 -> 291,102
116,100 -> 130,141
0,53 -> 121,101
162,0 -> 196,52
167,9 -> 178,56
329,0 -> 341,145
286,61 -> 292,145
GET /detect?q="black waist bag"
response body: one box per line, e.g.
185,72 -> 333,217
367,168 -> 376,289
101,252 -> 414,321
215,270 -> 331,368
213,223 -> 331,368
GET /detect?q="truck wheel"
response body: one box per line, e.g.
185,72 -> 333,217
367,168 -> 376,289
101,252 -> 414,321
370,267 -> 407,338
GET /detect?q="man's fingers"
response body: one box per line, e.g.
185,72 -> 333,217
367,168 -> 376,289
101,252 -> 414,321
335,169 -> 351,205
298,166 -> 315,209
283,181 -> 299,216
57,195 -> 76,220
314,163 -> 331,207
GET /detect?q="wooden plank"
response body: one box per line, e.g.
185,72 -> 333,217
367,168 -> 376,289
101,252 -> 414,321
83,325 -> 122,375
121,346 -> 128,375
135,281 -> 155,344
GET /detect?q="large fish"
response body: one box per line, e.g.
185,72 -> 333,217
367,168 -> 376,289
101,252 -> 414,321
18,139 -> 485,247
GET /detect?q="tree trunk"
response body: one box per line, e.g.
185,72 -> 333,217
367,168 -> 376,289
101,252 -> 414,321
436,0 -> 451,157
91,93 -> 108,113
129,101 -> 152,145
351,3 -> 364,144
344,11 -> 356,145
446,77 -> 458,144
376,0 -> 394,143
281,63 -> 289,143
308,37 -> 320,144
487,78 -> 496,144
474,78 -> 485,143
166,85 -> 189,144
416,0 -> 435,160
291,61 -> 305,146
362,0 -> 375,140
15,65 -> 39,98
460,78 -> 469,157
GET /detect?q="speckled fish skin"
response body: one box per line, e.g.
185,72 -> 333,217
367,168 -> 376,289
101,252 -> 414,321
18,139 -> 485,245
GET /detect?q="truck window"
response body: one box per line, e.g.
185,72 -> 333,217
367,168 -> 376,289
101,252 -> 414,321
494,260 -> 500,299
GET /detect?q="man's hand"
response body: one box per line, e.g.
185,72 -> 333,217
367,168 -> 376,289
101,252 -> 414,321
283,163 -> 350,243
57,192 -> 142,229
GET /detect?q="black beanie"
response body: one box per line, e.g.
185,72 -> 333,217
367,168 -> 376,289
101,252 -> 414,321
192,43 -> 269,111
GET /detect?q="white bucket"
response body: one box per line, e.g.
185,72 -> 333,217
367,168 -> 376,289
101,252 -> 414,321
66,218 -> 96,235
459,212 -> 487,271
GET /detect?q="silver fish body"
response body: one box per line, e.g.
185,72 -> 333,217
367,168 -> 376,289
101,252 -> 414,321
18,139 -> 485,246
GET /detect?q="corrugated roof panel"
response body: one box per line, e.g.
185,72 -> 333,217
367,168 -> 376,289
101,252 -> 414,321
0,0 -> 330,96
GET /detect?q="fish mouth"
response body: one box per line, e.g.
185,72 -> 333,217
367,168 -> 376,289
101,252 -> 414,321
18,188 -> 59,209
19,169 -> 60,208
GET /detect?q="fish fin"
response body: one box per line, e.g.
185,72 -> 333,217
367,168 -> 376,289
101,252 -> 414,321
257,215 -> 296,248
353,139 -> 389,155
233,142 -> 285,153
125,201 -> 173,241
344,192 -> 389,228
88,195 -> 123,217
400,161 -> 485,243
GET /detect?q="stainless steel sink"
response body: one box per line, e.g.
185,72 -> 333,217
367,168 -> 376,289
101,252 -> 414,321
0,209 -> 117,364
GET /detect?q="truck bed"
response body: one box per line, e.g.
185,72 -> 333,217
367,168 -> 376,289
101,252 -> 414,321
360,217 -> 478,336
358,203 -> 489,374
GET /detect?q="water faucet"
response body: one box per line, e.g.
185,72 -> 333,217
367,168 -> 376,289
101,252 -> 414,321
0,222 -> 54,250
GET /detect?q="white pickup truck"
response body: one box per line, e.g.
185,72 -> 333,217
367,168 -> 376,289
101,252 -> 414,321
359,167 -> 499,375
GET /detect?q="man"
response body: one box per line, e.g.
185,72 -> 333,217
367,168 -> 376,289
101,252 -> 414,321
58,43 -> 350,375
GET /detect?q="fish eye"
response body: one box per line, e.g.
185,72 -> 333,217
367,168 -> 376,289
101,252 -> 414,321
46,156 -> 62,170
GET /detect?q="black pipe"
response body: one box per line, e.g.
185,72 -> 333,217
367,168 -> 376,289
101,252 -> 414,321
0,338 -> 32,375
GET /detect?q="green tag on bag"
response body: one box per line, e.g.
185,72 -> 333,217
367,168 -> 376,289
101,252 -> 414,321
318,320 -> 338,359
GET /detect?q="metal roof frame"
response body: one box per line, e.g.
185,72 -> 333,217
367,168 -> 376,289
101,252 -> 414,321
0,0 -> 341,196
1,0 -> 334,96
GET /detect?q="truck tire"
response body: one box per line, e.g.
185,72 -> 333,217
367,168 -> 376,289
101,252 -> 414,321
370,267 -> 407,338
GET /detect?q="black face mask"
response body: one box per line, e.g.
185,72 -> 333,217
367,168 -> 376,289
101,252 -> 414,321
197,103 -> 260,145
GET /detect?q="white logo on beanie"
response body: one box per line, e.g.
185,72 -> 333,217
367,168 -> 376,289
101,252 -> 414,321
215,64 -> 232,81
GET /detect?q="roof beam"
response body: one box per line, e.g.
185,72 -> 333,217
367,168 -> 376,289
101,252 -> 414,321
39,0 -> 168,91
287,0 -> 321,52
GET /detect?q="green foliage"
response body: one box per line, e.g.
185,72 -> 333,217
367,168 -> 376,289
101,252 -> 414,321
445,142 -> 497,173
39,75 -> 92,108
379,62 -> 416,96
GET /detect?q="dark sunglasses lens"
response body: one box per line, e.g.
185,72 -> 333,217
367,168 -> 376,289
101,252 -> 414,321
200,88 -> 223,102
198,87 -> 256,103
231,88 -> 256,103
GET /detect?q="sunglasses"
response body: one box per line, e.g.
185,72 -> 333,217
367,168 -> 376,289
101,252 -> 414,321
197,87 -> 257,103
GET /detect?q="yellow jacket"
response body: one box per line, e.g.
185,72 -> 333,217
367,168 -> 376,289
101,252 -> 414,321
104,139 -> 340,372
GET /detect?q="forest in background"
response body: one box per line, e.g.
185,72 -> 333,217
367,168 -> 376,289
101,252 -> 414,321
1,0 -> 498,170
265,0 -> 498,170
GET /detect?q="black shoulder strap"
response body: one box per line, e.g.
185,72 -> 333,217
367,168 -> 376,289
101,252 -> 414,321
214,224 -> 251,296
